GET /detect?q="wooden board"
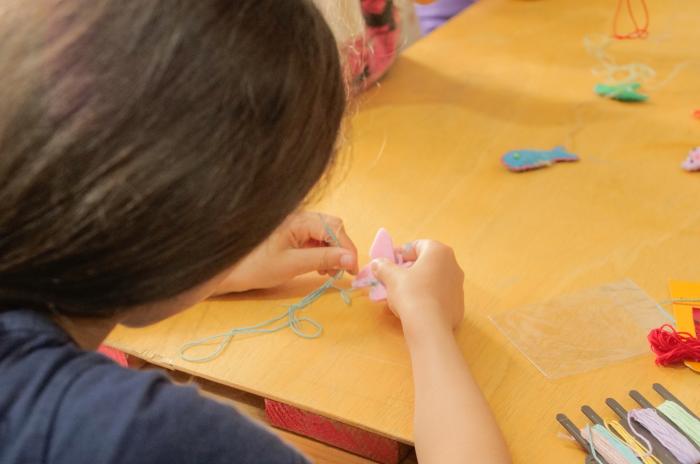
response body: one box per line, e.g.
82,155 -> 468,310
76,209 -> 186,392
107,0 -> 700,461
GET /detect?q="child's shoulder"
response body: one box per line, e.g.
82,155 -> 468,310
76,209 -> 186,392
0,309 -> 306,464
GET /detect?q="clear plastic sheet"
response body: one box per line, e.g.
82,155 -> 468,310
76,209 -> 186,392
490,279 -> 672,379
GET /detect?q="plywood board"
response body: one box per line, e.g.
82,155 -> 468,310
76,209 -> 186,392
107,0 -> 700,461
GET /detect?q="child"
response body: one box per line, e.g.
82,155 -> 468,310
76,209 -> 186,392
0,1 -> 510,463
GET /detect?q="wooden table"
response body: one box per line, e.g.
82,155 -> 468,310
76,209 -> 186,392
107,0 -> 700,461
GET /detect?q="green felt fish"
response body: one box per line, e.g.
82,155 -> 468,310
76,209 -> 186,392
594,82 -> 648,102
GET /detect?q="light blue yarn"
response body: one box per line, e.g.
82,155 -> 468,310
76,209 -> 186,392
586,424 -> 642,464
179,218 -> 352,363
654,298 -> 700,324
586,425 -> 605,464
592,424 -> 642,463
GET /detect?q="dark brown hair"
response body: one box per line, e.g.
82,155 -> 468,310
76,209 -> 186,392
0,0 -> 346,315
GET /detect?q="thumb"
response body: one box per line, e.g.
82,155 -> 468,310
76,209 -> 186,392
371,258 -> 401,288
283,246 -> 356,276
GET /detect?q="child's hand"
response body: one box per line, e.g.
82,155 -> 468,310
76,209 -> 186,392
372,240 -> 464,340
213,212 -> 358,295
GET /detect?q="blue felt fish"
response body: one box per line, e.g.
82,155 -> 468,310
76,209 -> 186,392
501,146 -> 579,172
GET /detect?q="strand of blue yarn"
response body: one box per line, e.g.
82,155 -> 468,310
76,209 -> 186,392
179,219 -> 352,363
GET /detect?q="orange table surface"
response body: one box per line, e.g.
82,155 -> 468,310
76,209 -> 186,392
108,0 -> 700,461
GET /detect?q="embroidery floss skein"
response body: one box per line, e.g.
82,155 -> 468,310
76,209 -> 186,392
648,324 -> 700,366
179,220 -> 352,363
605,420 -> 661,464
585,424 -> 643,464
657,401 -> 700,447
628,408 -> 700,464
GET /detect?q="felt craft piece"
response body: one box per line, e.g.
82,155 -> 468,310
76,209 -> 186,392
693,109 -> 700,119
501,146 -> 579,172
353,228 -> 412,301
681,147 -> 700,172
594,82 -> 648,101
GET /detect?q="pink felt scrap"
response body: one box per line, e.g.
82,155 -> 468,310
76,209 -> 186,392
682,146 -> 700,172
352,228 -> 412,301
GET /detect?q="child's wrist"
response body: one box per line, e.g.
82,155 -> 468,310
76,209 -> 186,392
401,305 -> 455,349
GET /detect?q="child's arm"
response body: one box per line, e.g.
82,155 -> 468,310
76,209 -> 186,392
373,241 -> 511,464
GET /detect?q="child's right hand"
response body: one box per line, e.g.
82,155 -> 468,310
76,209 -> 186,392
376,242 -> 511,464
371,240 -> 465,341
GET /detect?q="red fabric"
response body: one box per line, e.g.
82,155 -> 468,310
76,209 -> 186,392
362,0 -> 389,15
97,345 -> 129,367
344,0 -> 401,90
265,399 -> 407,464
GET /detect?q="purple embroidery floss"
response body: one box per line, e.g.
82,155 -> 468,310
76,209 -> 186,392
628,408 -> 700,464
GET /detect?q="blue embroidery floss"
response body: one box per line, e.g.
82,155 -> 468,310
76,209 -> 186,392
584,424 -> 644,464
179,218 -> 352,363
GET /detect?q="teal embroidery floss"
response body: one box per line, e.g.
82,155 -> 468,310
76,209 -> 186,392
584,424 -> 643,464
179,219 -> 353,363
657,401 -> 700,447
628,408 -> 700,464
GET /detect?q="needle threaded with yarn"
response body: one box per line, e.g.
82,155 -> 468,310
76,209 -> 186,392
657,401 -> 700,448
629,408 -> 700,464
179,218 -> 352,363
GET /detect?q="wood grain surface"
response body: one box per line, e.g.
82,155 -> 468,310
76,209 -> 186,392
107,0 -> 700,461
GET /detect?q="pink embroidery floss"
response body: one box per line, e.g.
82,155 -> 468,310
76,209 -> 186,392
628,408 -> 700,464
584,424 -> 644,464
648,324 -> 700,365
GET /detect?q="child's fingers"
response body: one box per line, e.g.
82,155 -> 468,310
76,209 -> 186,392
289,212 -> 359,274
319,215 -> 358,264
396,241 -> 419,262
397,239 -> 438,263
283,246 -> 356,277
371,258 -> 406,289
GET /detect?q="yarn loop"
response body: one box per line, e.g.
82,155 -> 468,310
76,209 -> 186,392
179,217 -> 352,363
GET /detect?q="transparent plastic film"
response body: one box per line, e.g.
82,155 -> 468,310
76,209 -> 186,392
490,280 -> 672,379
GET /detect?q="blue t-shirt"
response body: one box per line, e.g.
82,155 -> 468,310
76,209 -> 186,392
0,309 -> 309,464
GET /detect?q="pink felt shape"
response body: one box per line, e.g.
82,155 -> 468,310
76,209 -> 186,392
353,228 -> 411,301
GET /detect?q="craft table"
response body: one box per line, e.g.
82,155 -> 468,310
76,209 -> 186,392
107,0 -> 700,461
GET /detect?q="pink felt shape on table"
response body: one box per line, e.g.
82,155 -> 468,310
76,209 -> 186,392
353,228 -> 411,301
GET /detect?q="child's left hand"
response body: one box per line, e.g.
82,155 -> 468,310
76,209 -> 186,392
213,211 -> 358,295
